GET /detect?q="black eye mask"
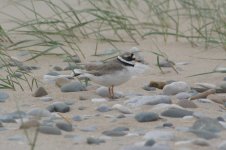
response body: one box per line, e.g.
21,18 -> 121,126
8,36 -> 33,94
122,53 -> 135,61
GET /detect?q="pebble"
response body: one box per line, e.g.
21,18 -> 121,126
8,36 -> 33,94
220,82 -> 226,90
96,86 -> 123,98
87,137 -> 105,145
96,104 -> 112,112
176,92 -> 191,100
161,107 -> 193,118
149,81 -> 166,89
8,135 -> 27,142
224,77 -> 226,81
91,98 -> 108,103
176,100 -> 197,108
121,144 -> 170,150
46,71 -> 60,76
163,123 -> 174,128
163,81 -> 190,95
0,111 -> 26,123
207,94 -> 226,104
79,95 -> 88,100
72,115 -> 83,121
47,102 -> 70,113
144,139 -> 156,146
61,81 -> 86,92
142,85 -> 156,91
112,127 -> 129,132
55,77 -> 71,88
125,95 -> 171,107
27,108 -> 51,117
112,104 -> 132,114
192,138 -> 210,146
32,87 -> 48,97
56,121 -> 73,132
191,117 -> 224,133
64,99 -> 76,105
0,91 -> 9,102
190,129 -> 218,139
135,112 -> 159,122
38,125 -> 62,135
102,130 -> 127,137
52,66 -> 63,71
39,96 -> 53,102
144,130 -> 175,141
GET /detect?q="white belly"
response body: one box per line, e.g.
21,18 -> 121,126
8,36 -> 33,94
85,69 -> 131,87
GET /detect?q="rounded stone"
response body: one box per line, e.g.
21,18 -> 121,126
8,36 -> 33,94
27,108 -> 51,117
161,107 -> 193,118
61,81 -> 86,92
32,87 -> 48,97
87,137 -> 105,145
163,81 -> 190,95
47,102 -> 70,113
145,139 -> 156,146
176,100 -> 197,108
38,126 -> 62,135
56,121 -> 73,132
135,112 -> 159,122
0,91 -> 9,102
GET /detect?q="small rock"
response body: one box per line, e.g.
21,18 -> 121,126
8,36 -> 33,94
46,71 -> 60,76
163,123 -> 174,128
91,98 -> 108,103
27,108 -> 51,117
220,82 -> 226,90
163,81 -> 190,95
47,102 -> 70,113
176,100 -> 197,108
64,99 -> 76,105
144,139 -> 156,146
125,95 -> 171,107
87,137 -> 105,145
38,125 -> 61,135
135,112 -> 159,122
61,81 -> 86,92
0,111 -> 26,123
207,94 -> 226,104
79,95 -> 88,100
0,91 -> 9,102
161,107 -> 193,118
56,121 -> 73,132
149,81 -> 166,89
112,104 -> 132,114
72,115 -> 83,121
190,129 -> 218,139
8,135 -> 27,142
0,122 -> 3,127
112,127 -> 129,132
176,92 -> 191,100
102,130 -> 126,137
32,87 -> 48,97
217,116 -> 225,122
96,86 -> 123,98
52,66 -> 63,71
191,117 -> 224,133
55,77 -> 71,88
142,85 -> 156,91
39,96 -> 53,102
144,130 -> 174,141
192,138 -> 210,146
96,105 -> 112,112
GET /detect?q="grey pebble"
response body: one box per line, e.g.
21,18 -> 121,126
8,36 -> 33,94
135,112 -> 159,122
8,135 -> 27,142
142,85 -> 156,91
32,87 -> 48,97
52,66 -> 63,71
161,107 -> 193,118
0,111 -> 26,123
61,81 -> 86,92
102,130 -> 126,137
40,96 -> 53,102
218,141 -> 226,150
27,108 -> 51,117
176,92 -> 191,100
46,71 -> 60,76
47,102 -> 70,113
144,139 -> 156,146
163,81 -> 190,95
112,127 -> 129,132
96,105 -> 112,112
56,121 -> 73,132
0,91 -> 9,102
72,115 -> 83,121
39,125 -> 62,135
192,139 -> 210,146
96,86 -> 123,98
87,137 -> 105,145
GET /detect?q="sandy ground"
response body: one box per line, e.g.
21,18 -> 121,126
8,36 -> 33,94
0,1 -> 226,150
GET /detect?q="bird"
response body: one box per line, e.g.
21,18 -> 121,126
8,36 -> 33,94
73,47 -> 149,98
